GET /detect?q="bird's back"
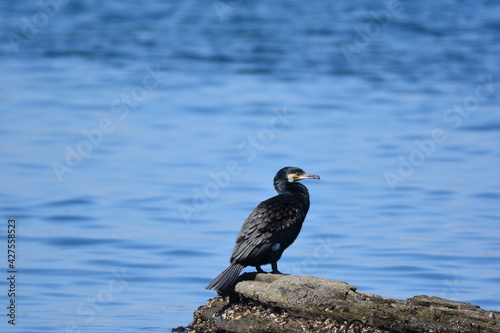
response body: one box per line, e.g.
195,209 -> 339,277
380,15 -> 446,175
230,190 -> 310,267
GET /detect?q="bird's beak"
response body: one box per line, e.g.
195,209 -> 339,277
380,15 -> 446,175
296,173 -> 320,180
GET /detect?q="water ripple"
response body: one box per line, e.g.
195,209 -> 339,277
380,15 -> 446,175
45,236 -> 124,247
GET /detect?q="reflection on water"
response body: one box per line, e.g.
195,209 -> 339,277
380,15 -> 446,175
1,1 -> 500,332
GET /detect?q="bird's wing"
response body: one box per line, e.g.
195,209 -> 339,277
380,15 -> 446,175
230,195 -> 304,264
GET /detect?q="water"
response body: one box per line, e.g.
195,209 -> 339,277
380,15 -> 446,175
1,1 -> 500,332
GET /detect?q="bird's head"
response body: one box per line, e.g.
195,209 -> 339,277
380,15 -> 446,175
275,166 -> 320,184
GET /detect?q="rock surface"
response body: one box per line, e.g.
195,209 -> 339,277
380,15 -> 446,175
187,273 -> 499,333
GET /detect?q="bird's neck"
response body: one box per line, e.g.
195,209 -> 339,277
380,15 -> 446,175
287,183 -> 311,213
278,182 -> 309,199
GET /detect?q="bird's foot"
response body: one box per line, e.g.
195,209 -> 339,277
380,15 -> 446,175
256,266 -> 266,273
271,262 -> 282,274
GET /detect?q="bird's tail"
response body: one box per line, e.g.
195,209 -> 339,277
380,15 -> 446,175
205,263 -> 244,291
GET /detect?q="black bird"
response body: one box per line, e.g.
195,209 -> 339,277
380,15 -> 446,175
206,166 -> 320,291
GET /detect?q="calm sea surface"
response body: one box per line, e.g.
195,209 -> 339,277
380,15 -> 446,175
1,1 -> 500,332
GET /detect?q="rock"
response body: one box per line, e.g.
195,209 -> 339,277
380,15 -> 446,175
186,273 -> 499,333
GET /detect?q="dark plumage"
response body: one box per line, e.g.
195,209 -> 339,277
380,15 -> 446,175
206,166 -> 320,291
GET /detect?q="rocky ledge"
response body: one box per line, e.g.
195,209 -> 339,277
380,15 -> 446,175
185,273 -> 498,333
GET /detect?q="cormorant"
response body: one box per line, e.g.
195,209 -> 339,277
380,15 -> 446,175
206,166 -> 320,291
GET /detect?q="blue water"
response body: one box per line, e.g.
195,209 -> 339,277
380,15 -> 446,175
1,1 -> 500,332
